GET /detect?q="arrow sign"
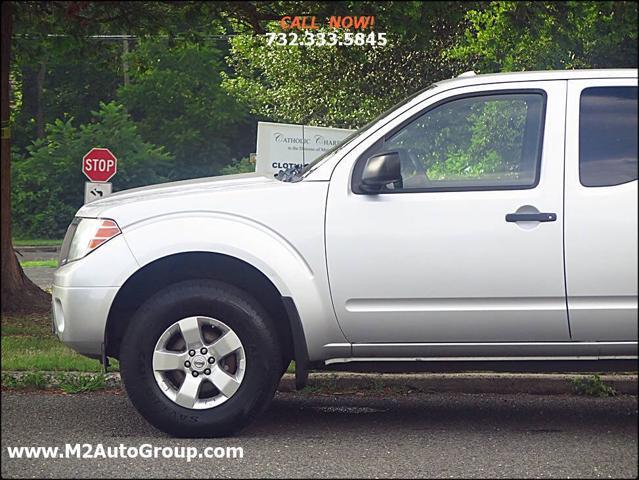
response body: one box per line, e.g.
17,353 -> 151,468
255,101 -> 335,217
84,182 -> 112,204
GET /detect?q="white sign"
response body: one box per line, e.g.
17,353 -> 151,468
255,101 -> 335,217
84,182 -> 112,204
255,122 -> 354,177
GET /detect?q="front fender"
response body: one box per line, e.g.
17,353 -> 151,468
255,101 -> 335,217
121,211 -> 349,360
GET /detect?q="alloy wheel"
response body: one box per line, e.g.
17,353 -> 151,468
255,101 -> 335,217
152,316 -> 246,409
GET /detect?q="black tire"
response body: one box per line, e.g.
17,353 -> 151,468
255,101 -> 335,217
119,279 -> 283,437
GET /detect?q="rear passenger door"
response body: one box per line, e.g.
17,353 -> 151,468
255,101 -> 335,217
564,78 -> 638,341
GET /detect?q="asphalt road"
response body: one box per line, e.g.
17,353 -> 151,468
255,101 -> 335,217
2,391 -> 637,478
22,267 -> 54,289
15,247 -> 58,289
15,249 -> 59,262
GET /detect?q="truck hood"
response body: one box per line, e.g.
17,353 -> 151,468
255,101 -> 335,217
77,172 -> 279,220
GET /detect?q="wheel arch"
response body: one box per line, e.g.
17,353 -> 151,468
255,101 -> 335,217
105,252 -> 308,378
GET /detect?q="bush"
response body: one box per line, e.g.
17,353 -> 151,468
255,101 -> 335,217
220,157 -> 255,175
12,101 -> 173,238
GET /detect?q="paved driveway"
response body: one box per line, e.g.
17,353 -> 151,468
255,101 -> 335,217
22,267 -> 54,289
16,247 -> 58,289
2,391 -> 637,478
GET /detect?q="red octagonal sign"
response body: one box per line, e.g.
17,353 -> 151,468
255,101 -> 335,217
83,148 -> 117,182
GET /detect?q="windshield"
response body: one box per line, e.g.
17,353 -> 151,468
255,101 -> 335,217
299,83 -> 438,178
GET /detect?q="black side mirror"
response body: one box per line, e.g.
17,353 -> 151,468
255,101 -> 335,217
360,151 -> 402,193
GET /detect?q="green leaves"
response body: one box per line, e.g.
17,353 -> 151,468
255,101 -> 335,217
117,37 -> 254,179
223,34 -> 453,129
220,156 -> 255,175
12,101 -> 173,238
221,3 -> 474,129
447,1 -> 638,72
8,1 -> 638,240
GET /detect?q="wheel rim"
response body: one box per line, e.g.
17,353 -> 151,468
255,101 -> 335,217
152,316 -> 246,410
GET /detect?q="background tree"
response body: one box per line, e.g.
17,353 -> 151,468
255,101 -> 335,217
2,0 -> 290,313
223,2 -> 477,128
2,1 -> 187,313
4,1 -> 638,313
12,102 -> 173,238
222,1 -> 637,128
447,1 -> 638,72
13,37 -> 123,153
117,37 -> 254,179
1,1 -> 49,313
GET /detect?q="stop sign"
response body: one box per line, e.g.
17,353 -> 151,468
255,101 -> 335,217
82,148 -> 117,182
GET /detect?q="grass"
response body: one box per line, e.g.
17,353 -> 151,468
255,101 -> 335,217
13,239 -> 63,247
1,313 -> 117,373
2,311 -> 285,392
1,336 -> 106,372
1,313 -> 51,337
570,374 -> 617,397
286,361 -> 295,374
20,259 -> 58,268
57,373 -> 108,393
2,372 -> 48,390
1,371 -> 109,393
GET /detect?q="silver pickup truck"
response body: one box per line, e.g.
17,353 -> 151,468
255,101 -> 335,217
53,69 -> 638,437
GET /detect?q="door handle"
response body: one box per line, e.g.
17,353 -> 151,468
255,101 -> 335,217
505,212 -> 557,223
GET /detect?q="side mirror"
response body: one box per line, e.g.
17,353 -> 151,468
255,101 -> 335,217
360,151 -> 402,193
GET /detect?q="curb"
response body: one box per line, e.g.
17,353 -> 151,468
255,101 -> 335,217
14,246 -> 60,253
279,372 -> 639,395
2,371 -> 637,396
2,371 -> 122,390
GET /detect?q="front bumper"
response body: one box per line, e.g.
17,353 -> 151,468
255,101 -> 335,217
52,285 -> 119,358
51,234 -> 139,358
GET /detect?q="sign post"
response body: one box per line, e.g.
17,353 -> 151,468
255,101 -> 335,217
82,148 -> 117,203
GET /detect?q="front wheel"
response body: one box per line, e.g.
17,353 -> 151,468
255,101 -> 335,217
120,280 -> 283,437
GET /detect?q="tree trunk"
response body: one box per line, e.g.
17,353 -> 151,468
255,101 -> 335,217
36,60 -> 45,138
20,64 -> 37,121
1,1 -> 50,314
122,38 -> 130,86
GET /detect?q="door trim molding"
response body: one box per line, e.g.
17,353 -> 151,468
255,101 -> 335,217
344,341 -> 637,360
326,354 -> 637,365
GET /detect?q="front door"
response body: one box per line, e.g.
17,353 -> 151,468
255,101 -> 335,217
325,81 -> 570,345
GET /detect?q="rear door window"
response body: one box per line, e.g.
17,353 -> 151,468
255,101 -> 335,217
579,86 -> 638,187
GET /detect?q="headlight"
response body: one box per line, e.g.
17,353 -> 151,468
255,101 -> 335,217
60,218 -> 121,265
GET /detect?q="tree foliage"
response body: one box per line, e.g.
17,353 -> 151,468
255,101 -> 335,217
7,1 -> 639,240
223,1 -> 637,131
448,1 -> 638,72
12,37 -> 122,151
220,156 -> 255,175
223,2 -> 475,128
117,38 -> 254,179
12,101 -> 172,238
